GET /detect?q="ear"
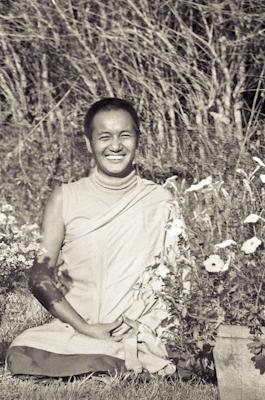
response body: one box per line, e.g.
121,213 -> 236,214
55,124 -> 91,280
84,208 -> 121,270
84,135 -> 92,153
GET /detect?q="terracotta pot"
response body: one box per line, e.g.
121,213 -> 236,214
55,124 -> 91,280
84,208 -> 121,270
213,324 -> 265,400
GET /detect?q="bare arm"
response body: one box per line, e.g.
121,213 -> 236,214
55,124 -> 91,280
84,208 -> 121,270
29,186 -> 123,340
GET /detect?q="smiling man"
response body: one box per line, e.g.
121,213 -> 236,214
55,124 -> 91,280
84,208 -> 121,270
7,98 -> 177,378
84,104 -> 139,178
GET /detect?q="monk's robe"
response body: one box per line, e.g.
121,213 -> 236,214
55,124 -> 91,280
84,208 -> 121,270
7,169 -> 180,377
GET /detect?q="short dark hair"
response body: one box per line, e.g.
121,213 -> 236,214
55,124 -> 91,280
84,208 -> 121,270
84,98 -> 140,140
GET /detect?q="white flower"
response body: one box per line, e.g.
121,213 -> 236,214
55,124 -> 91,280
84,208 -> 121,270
241,237 -> 262,254
27,243 -> 39,252
17,254 -> 26,263
156,264 -> 170,278
173,318 -> 180,328
7,215 -> 16,224
156,326 -> 166,337
1,204 -> 13,213
165,175 -> 178,183
253,157 -> 265,168
203,254 -> 229,273
243,214 -> 261,224
0,212 -> 7,225
21,224 -> 34,232
25,223 -> 39,232
151,278 -> 164,292
168,218 -> 185,237
236,168 -> 248,178
163,176 -> 178,192
186,176 -> 212,192
260,174 -> 265,183
142,270 -> 152,285
156,298 -> 167,310
214,239 -> 237,249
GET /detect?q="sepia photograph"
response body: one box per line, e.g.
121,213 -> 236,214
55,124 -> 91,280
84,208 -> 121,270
0,1 -> 265,399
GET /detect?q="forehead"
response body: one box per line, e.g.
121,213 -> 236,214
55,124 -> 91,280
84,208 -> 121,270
91,109 -> 136,133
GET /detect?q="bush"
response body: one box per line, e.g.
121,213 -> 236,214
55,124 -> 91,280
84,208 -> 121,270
0,203 -> 40,321
1,1 -> 264,220
136,154 -> 265,379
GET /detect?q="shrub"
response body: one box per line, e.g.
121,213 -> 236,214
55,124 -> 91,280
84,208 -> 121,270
0,203 -> 40,320
135,155 -> 265,379
1,1 -> 264,219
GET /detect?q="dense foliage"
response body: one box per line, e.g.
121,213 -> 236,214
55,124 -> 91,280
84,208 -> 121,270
1,0 -> 265,221
134,158 -> 265,379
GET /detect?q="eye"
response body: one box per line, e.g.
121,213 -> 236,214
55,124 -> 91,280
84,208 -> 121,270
121,132 -> 132,138
99,134 -> 111,141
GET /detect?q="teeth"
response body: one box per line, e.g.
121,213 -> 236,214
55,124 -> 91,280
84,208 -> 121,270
106,156 -> 124,160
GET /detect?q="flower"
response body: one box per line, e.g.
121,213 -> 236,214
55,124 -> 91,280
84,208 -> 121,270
151,278 -> 164,292
241,237 -> 262,254
214,239 -> 237,249
253,157 -> 265,168
243,214 -> 261,224
142,270 -> 152,285
0,212 -> 7,225
132,169 -> 265,379
17,254 -> 26,263
156,326 -> 167,337
260,174 -> 265,183
168,218 -> 185,237
203,254 -> 229,273
186,176 -> 212,192
1,204 -> 13,213
7,215 -> 16,224
0,204 -> 40,291
156,264 -> 170,278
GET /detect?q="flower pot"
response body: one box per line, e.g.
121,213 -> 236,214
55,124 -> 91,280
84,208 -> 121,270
213,324 -> 265,400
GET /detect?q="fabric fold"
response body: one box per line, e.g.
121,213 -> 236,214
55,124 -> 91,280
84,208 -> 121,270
7,173 -> 178,377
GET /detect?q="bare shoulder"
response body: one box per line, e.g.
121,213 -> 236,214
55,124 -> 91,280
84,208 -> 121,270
37,186 -> 65,265
48,186 -> 63,204
42,186 -> 64,227
44,186 -> 63,213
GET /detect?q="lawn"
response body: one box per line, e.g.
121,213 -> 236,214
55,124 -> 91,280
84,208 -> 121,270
0,291 -> 218,400
0,367 -> 217,400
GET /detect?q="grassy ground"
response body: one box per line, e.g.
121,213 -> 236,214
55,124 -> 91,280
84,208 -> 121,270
0,367 -> 218,400
0,291 -> 218,400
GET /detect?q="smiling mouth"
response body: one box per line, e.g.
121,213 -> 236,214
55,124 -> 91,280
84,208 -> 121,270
105,155 -> 125,160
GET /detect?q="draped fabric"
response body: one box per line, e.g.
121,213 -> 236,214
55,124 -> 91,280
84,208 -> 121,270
7,170 -> 177,377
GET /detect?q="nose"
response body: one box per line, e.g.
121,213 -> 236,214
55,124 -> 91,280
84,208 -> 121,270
109,136 -> 122,152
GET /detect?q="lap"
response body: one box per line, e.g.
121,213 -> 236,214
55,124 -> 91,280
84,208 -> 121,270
7,346 -> 125,377
9,319 -> 124,358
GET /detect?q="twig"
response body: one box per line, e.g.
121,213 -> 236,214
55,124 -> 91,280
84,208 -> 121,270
4,77 -> 80,161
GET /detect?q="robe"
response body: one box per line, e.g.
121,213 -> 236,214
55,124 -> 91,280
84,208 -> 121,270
7,171 -> 178,377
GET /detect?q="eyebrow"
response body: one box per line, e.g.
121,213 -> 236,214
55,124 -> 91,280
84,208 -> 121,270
97,130 -> 135,134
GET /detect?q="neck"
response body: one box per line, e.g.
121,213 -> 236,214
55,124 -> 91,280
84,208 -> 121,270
91,167 -> 137,190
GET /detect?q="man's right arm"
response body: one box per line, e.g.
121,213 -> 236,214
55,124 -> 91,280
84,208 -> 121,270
29,186 -> 92,333
29,186 -> 124,340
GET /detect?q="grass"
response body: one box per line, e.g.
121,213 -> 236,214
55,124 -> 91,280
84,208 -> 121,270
0,367 -> 218,400
0,291 -> 218,400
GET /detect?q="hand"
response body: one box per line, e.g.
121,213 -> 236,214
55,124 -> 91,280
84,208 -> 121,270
110,315 -> 140,337
77,317 -> 125,341
123,315 -> 140,333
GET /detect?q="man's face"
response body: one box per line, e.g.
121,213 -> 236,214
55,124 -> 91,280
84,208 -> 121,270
87,109 -> 138,178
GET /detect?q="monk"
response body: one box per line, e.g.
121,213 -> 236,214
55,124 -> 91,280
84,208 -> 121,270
6,98 -> 180,377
